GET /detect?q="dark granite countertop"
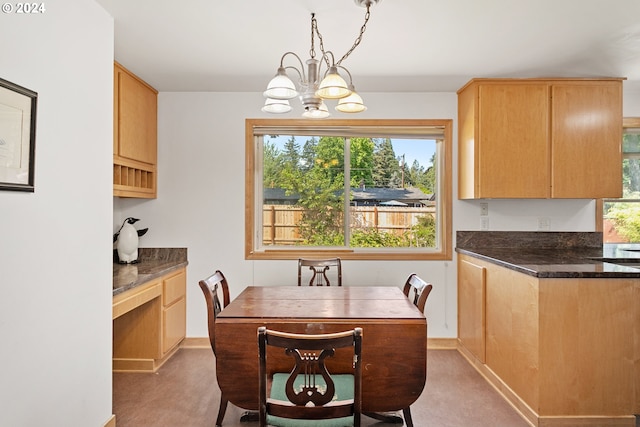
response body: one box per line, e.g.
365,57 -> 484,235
456,231 -> 640,278
113,248 -> 188,296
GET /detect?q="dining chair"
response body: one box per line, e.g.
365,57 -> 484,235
297,257 -> 342,286
258,327 -> 363,427
198,270 -> 231,427
403,272 -> 433,426
403,273 -> 433,313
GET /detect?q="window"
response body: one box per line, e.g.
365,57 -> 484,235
245,119 -> 452,260
600,117 -> 640,243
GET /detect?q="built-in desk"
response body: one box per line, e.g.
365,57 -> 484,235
112,248 -> 188,372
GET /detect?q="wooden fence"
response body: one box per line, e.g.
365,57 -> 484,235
262,205 -> 436,245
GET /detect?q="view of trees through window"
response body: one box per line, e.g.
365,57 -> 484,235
604,124 -> 640,243
261,133 -> 438,248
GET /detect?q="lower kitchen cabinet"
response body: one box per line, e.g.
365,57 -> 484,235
161,269 -> 187,354
457,257 -> 486,363
457,253 -> 638,426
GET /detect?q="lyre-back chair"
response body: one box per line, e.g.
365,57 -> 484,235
297,258 -> 342,286
198,270 -> 231,427
258,327 -> 363,427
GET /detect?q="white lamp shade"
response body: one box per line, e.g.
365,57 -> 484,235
262,98 -> 292,114
335,90 -> 367,113
263,68 -> 298,99
302,102 -> 330,119
315,67 -> 351,99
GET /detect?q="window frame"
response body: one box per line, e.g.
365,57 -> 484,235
245,118 -> 452,260
596,117 -> 640,238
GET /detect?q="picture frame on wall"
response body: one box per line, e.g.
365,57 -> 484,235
0,77 -> 37,192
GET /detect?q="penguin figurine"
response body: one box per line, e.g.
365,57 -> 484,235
113,217 -> 149,264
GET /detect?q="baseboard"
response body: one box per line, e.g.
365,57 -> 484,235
457,343 -> 537,427
181,337 -> 210,348
537,416 -> 635,427
103,414 -> 116,427
113,345 -> 181,373
427,337 -> 457,349
456,342 -> 636,427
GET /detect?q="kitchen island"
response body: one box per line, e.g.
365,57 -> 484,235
113,248 -> 188,372
456,231 -> 639,427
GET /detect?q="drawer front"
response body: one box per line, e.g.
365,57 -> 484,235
163,269 -> 186,306
162,298 -> 186,354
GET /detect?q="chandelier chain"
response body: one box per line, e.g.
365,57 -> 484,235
310,13 -> 317,59
313,4 -> 372,68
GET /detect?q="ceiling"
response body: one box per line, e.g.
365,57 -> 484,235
96,0 -> 640,94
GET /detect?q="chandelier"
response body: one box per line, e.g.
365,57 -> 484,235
262,0 -> 381,118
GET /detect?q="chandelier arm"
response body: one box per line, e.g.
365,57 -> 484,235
318,51 -> 336,78
283,66 -> 304,85
336,65 -> 354,85
279,52 -> 307,83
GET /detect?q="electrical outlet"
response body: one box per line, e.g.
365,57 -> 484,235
480,202 -> 489,216
480,217 -> 489,230
538,217 -> 551,231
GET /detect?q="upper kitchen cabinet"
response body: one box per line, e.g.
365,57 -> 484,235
458,78 -> 623,199
113,62 -> 158,198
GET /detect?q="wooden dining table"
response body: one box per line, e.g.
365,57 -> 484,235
214,285 -> 427,416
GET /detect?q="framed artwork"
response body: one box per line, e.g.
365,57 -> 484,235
0,77 -> 37,192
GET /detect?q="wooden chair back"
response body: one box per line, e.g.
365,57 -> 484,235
403,273 -> 433,313
198,270 -> 231,353
258,327 -> 362,427
297,258 -> 342,286
198,270 -> 232,426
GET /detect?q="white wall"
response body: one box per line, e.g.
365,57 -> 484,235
115,87 -> 639,341
1,2 -> 114,426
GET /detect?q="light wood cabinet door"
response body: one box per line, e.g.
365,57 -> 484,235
457,255 -> 486,362
550,81 -> 622,198
115,64 -> 157,164
161,269 -> 186,355
113,62 -> 158,198
458,78 -> 623,199
162,298 -> 186,354
477,83 -> 550,198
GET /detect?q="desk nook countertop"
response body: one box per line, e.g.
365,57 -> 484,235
112,247 -> 188,372
113,247 -> 188,296
455,231 -> 640,278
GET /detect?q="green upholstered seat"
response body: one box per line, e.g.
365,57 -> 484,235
267,373 -> 354,427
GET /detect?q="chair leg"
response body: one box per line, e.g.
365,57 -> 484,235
216,395 -> 228,427
402,406 -> 414,427
363,412 -> 403,423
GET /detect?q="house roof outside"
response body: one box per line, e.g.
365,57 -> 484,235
263,187 -> 434,206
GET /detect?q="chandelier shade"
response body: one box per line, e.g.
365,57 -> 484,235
262,98 -> 292,114
316,66 -> 351,99
302,102 -> 330,119
261,0 -> 380,118
263,67 -> 298,100
336,86 -> 367,113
